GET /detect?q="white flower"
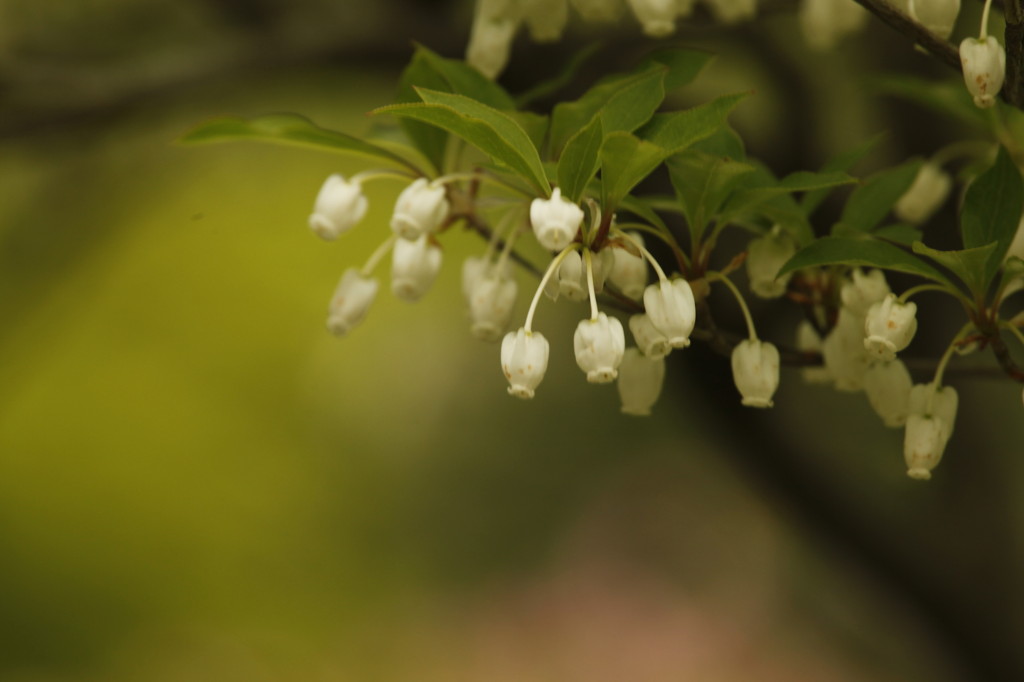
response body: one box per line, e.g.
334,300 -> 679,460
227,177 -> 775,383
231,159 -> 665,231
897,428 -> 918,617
326,268 -> 378,336
840,268 -> 891,317
466,0 -> 520,78
746,226 -> 797,299
617,348 -> 665,416
391,234 -> 443,302
629,314 -> 672,359
467,269 -> 518,342
643,278 -> 696,348
570,0 -> 624,21
308,174 -> 368,241
530,187 -> 584,251
894,162 -> 952,225
960,36 -> 1005,109
822,308 -> 870,391
904,383 -> 958,479
863,359 -> 913,427
391,178 -> 450,241
627,0 -> 678,36
907,0 -> 960,39
608,234 -> 649,300
731,338 -> 780,408
574,312 -> 626,383
556,248 -> 613,301
798,0 -> 868,50
703,0 -> 757,24
796,321 -> 832,384
521,0 -> 570,42
864,294 -> 918,361
462,255 -> 511,301
501,328 -> 550,399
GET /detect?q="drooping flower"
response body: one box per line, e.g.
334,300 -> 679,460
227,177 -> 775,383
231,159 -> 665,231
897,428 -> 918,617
904,383 -> 959,479
840,268 -> 891,317
556,248 -> 613,301
608,233 -> 648,300
467,268 -> 518,342
530,187 -> 584,251
574,313 -> 626,383
617,348 -> 665,416
822,308 -> 870,391
731,338 -> 780,408
501,328 -> 550,399
521,0 -> 570,42
864,294 -> 918,361
907,0 -> 960,39
960,36 -> 1005,109
391,178 -> 450,241
326,268 -> 379,336
795,321 -> 832,384
643,278 -> 696,348
629,314 -> 672,360
391,234 -> 443,302
626,0 -> 678,36
466,0 -> 520,78
745,226 -> 797,299
863,359 -> 913,427
894,162 -> 952,225
308,174 -> 368,241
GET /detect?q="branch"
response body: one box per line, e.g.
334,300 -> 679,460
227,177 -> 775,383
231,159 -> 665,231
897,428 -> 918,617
850,0 -> 961,70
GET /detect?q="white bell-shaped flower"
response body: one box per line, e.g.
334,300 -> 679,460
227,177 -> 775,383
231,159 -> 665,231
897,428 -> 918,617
798,0 -> 868,50
466,0 -> 520,78
462,255 -> 511,301
907,0 -> 960,39
864,294 -> 918,361
530,187 -> 584,251
570,0 -> 625,21
731,338 -> 780,408
746,226 -> 797,299
840,268 -> 891,317
822,308 -> 870,391
391,234 -> 443,302
390,178 -> 450,241
703,0 -> 757,24
574,312 -> 626,383
467,270 -> 518,342
617,348 -> 665,416
643,279 -> 696,348
326,268 -> 379,336
627,0 -> 677,36
796,321 -> 832,384
960,36 -> 1005,109
629,314 -> 672,360
521,0 -> 570,42
608,234 -> 648,300
904,383 -> 959,479
894,162 -> 952,225
501,328 -> 550,399
863,359 -> 913,427
308,174 -> 368,241
557,250 -> 589,301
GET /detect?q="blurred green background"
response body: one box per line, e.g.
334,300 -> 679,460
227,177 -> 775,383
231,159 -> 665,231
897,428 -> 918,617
1,1 -> 1022,680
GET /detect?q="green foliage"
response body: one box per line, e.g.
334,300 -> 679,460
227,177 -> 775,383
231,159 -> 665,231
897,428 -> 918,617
912,241 -> 999,300
638,93 -> 747,155
557,116 -> 603,202
668,151 -> 755,243
779,236 -> 954,288
600,132 -> 667,209
835,159 -> 921,234
959,146 -> 1024,285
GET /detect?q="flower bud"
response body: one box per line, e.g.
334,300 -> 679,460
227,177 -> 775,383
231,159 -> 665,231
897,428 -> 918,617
467,270 -> 518,342
530,187 -> 584,251
629,313 -> 672,359
627,0 -> 677,36
570,0 -> 624,22
960,36 -> 1005,109
796,321 -> 832,384
746,226 -> 797,299
864,294 -> 918,361
609,234 -> 649,300
822,309 -> 870,391
390,178 -> 450,241
863,360 -> 913,427
840,268 -> 890,317
904,383 -> 958,479
574,313 -> 626,383
731,339 -> 781,408
308,174 -> 368,241
391,235 -> 443,302
557,250 -> 588,301
894,162 -> 952,225
501,328 -> 550,399
326,268 -> 378,336
466,0 -> 520,78
907,0 -> 960,39
643,279 -> 696,348
617,348 -> 665,416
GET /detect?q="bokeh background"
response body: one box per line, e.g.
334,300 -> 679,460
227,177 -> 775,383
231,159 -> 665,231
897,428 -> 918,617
1,1 -> 1022,680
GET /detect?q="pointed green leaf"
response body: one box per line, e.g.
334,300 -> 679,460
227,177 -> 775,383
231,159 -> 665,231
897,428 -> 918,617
179,113 -> 423,173
409,44 -> 515,109
618,195 -> 669,233
637,93 -> 747,155
600,132 -> 667,209
875,75 -> 988,129
960,145 -> 1024,284
839,159 -> 922,232
375,90 -> 549,193
874,223 -> 923,245
516,42 -> 605,107
558,116 -> 603,202
637,47 -> 715,92
721,170 -> 857,222
778,236 -> 954,288
395,51 -> 451,173
912,240 -> 999,298
802,133 -> 884,214
667,151 -> 755,242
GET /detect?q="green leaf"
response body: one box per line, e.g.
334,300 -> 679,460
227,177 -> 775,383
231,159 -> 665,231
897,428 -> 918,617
801,133 -> 884,214
511,111 -> 550,153
912,240 -> 999,299
558,116 -> 603,202
637,47 -> 715,92
721,170 -> 857,222
778,236 -> 954,288
874,75 -> 989,129
549,66 -> 667,155
874,224 -> 923,245
839,159 -> 922,233
408,44 -> 515,110
395,51 -> 452,173
618,195 -> 670,233
179,113 -> 423,173
376,89 -> 550,194
960,145 -> 1024,284
690,125 -> 746,160
667,151 -> 755,242
637,93 -> 747,155
600,132 -> 667,209
516,42 -> 604,107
